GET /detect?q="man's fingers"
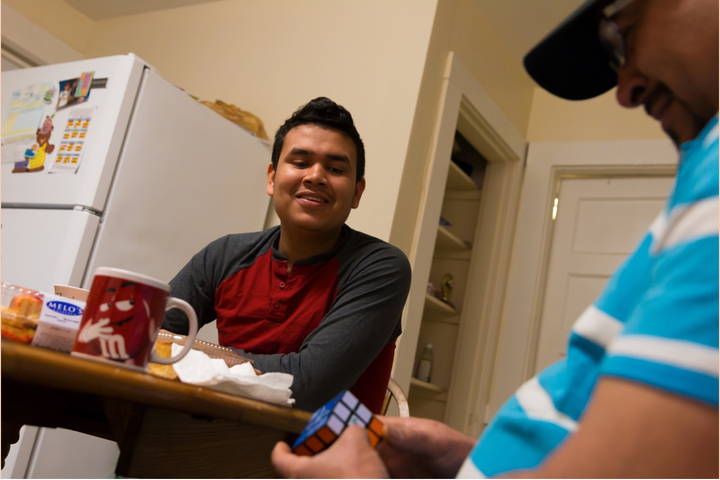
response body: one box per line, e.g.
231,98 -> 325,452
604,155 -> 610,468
381,417 -> 439,454
272,428 -> 388,479
381,417 -> 414,445
271,441 -> 302,478
272,441 -> 291,456
338,425 -> 371,446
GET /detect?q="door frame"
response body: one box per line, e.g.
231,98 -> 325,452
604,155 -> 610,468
487,138 -> 678,421
392,51 -> 526,434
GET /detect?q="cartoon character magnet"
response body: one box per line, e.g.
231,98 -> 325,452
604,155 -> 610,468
13,115 -> 55,173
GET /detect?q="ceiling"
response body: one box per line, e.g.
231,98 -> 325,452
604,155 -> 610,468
62,0 -> 224,20
62,0 -> 585,68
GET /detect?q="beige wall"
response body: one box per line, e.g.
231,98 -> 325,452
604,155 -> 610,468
6,0 -> 438,244
388,0 -> 667,253
5,0 -> 667,251
3,0 -> 95,53
85,0 -> 438,244
527,87 -> 665,142
390,0 -> 536,253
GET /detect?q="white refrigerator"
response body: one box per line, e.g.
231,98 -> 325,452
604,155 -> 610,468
1,54 -> 272,478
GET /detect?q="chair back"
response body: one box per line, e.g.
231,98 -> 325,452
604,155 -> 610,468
382,377 -> 409,417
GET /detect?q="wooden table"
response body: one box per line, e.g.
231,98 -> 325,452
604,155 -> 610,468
1,340 -> 311,478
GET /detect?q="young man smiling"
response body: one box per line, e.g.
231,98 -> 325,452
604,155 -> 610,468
268,123 -> 364,266
162,97 -> 411,413
271,0 -> 718,478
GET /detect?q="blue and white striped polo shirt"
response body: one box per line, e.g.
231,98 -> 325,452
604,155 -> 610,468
459,115 -> 719,478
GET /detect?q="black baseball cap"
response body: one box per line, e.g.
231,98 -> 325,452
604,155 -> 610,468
523,0 -> 617,100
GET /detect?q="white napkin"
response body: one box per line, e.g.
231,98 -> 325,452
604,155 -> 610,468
171,344 -> 295,407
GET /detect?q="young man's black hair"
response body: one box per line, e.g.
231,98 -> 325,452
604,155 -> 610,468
271,97 -> 365,183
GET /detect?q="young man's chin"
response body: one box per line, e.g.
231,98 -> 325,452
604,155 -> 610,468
295,221 -> 344,235
278,215 -> 343,234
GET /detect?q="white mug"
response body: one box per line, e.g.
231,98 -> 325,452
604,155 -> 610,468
54,284 -> 89,302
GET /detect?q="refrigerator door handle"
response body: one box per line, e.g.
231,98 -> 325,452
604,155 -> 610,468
73,205 -> 102,217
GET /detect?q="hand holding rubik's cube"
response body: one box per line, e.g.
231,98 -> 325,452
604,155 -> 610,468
292,390 -> 384,456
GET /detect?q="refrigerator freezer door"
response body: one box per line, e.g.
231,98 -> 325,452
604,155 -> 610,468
1,55 -> 145,211
1,425 -> 119,479
0,208 -> 100,293
84,69 -> 271,284
1,426 -> 38,478
0,207 -> 117,479
25,429 -> 119,479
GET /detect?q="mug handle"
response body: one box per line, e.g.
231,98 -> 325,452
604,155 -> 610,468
150,297 -> 199,365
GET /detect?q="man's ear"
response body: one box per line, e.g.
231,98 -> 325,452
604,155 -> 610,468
352,177 -> 366,209
266,163 -> 276,197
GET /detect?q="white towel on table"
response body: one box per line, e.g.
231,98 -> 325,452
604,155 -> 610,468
171,343 -> 295,407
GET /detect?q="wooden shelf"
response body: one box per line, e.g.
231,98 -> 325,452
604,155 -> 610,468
427,315 -> 461,326
433,249 -> 472,261
423,294 -> 460,325
424,316 -> 461,326
446,160 -> 478,191
445,189 -> 482,201
410,377 -> 447,393
436,226 -> 470,251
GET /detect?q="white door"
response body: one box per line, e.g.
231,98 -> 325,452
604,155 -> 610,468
533,175 -> 675,374
486,138 -> 678,423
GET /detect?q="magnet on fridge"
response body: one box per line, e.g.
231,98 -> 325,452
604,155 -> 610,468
75,72 -> 94,98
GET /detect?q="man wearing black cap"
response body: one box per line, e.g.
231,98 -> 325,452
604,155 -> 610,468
270,0 -> 718,477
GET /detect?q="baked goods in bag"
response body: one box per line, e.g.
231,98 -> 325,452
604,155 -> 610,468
1,287 -> 43,343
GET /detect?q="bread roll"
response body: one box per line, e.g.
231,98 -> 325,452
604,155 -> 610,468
2,295 -> 41,343
9,295 -> 42,321
148,340 -> 179,380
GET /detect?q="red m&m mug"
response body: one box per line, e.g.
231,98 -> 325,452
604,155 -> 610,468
71,267 -> 198,371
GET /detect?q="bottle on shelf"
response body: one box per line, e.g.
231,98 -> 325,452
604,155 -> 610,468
415,343 -> 434,383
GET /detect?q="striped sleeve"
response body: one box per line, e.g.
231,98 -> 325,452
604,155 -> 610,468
601,123 -> 719,405
602,213 -> 719,405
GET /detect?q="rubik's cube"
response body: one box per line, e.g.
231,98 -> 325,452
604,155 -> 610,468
292,390 -> 384,456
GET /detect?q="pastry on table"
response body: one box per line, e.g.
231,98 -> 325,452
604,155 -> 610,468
1,295 -> 42,343
147,330 -> 256,379
147,340 -> 179,380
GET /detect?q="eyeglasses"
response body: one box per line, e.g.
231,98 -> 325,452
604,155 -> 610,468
598,0 -> 637,72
